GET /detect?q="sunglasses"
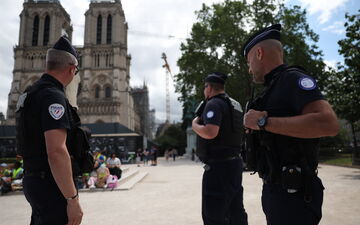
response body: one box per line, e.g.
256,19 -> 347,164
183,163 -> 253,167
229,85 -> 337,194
69,63 -> 79,75
74,65 -> 79,75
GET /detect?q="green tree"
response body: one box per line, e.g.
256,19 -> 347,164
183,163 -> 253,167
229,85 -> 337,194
325,10 -> 360,153
155,123 -> 187,155
175,0 -> 326,128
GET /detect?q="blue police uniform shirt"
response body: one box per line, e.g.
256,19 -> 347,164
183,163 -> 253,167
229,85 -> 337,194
38,74 -> 71,132
255,64 -> 324,169
260,64 -> 324,117
23,74 -> 71,172
202,97 -> 225,127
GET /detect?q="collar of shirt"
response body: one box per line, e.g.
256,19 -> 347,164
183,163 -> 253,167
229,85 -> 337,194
264,64 -> 287,87
208,92 -> 226,101
41,73 -> 64,91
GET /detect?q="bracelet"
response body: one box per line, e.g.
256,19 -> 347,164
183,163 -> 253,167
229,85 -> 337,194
65,190 -> 78,201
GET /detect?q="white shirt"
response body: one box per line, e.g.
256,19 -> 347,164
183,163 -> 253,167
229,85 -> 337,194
107,157 -> 121,168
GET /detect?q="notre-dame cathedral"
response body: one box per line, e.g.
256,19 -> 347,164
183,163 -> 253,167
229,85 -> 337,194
5,0 -> 153,138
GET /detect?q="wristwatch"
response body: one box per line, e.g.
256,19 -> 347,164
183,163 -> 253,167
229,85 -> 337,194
257,115 -> 268,131
65,190 -> 79,201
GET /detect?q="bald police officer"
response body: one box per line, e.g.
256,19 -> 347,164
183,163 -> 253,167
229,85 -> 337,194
192,72 -> 248,225
17,36 -> 83,225
242,24 -> 339,225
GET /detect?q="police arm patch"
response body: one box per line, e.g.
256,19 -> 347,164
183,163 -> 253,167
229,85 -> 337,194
298,77 -> 316,90
48,103 -> 65,120
206,111 -> 214,118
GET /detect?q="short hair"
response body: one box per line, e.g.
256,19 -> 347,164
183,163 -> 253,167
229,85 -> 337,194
258,39 -> 283,58
46,48 -> 78,71
208,82 -> 224,91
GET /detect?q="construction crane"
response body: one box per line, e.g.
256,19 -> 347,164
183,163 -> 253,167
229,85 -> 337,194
161,52 -> 173,124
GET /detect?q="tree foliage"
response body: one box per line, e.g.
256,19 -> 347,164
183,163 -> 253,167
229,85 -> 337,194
155,123 -> 186,155
324,10 -> 360,149
175,0 -> 326,128
326,10 -> 360,124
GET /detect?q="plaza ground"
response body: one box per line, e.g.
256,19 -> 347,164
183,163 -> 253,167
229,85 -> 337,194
1,157 -> 359,225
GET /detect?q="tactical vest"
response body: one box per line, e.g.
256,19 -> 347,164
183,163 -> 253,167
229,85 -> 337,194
16,81 -> 94,175
247,66 -> 319,182
196,94 -> 243,160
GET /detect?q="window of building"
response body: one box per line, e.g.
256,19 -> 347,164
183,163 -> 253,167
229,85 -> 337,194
105,86 -> 112,98
95,86 -> 100,98
106,15 -> 112,44
32,16 -> 39,46
31,56 -> 34,68
43,15 -> 50,46
96,15 -> 102,44
78,55 -> 82,68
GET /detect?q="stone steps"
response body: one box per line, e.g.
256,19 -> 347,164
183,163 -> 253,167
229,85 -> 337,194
79,166 -> 148,192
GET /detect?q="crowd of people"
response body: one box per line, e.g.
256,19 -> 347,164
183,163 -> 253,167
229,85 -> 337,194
0,146 -> 169,194
79,151 -> 122,189
136,146 -> 159,166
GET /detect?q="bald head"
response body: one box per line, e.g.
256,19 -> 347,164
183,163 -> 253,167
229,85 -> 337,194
246,39 -> 284,83
257,39 -> 283,62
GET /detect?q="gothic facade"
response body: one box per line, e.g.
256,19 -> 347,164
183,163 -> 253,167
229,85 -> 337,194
6,0 -> 141,132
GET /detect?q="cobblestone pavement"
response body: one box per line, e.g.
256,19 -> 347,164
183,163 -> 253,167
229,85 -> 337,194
1,157 -> 359,225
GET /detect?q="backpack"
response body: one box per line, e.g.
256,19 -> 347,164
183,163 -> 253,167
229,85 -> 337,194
66,125 -> 95,175
106,175 -> 118,189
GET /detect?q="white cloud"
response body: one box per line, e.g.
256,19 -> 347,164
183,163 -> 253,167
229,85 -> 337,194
297,0 -> 349,24
322,21 -> 345,35
324,60 -> 338,71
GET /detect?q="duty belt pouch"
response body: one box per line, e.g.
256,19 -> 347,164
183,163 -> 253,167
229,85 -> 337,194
281,165 -> 302,193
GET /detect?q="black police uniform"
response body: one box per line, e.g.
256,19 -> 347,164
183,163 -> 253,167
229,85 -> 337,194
22,74 -> 73,225
252,64 -> 325,225
197,93 -> 248,225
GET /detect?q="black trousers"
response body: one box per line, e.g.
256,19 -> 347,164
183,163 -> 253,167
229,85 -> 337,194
23,176 -> 68,225
262,177 -> 324,225
109,167 -> 122,179
202,158 -> 248,225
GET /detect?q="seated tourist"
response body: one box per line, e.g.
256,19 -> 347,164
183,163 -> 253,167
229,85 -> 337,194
11,162 -> 24,191
106,153 -> 122,179
88,156 -> 110,188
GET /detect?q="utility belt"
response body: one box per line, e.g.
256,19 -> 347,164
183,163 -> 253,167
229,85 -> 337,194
24,170 -> 53,179
202,155 -> 240,164
262,165 -> 318,202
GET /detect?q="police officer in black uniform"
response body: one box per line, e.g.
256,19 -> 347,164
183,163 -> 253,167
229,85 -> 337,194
17,36 -> 83,225
192,72 -> 248,225
242,24 -> 339,225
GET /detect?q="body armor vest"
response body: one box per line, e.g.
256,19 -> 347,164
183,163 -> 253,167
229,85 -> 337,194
246,66 -> 319,182
196,94 -> 243,160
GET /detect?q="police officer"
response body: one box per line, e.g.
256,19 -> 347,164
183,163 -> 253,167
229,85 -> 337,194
242,24 -> 339,225
192,72 -> 248,225
18,36 -> 83,225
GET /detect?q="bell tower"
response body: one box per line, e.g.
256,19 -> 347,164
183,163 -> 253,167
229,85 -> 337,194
5,0 -> 72,125
78,0 -> 136,130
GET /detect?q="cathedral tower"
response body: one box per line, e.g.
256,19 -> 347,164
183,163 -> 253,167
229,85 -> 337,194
78,0 -> 136,130
6,0 -> 72,125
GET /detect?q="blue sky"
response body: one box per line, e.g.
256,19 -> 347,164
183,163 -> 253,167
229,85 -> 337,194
0,0 -> 358,122
287,0 -> 359,67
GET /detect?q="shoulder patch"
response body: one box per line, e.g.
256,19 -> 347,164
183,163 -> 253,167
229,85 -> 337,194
298,76 -> 316,90
206,111 -> 214,119
48,103 -> 65,120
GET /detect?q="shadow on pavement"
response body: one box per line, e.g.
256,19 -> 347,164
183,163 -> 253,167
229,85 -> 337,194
342,170 -> 360,180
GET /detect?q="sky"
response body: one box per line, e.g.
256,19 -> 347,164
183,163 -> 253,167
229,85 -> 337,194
0,0 -> 358,124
